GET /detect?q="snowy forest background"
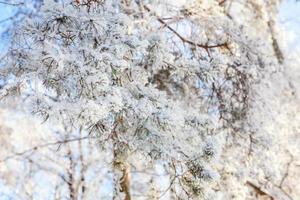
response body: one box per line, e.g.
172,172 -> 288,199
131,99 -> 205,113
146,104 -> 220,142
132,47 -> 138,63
0,0 -> 300,200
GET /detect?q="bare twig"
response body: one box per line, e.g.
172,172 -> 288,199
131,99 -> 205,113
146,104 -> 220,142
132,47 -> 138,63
0,1 -> 24,6
219,0 -> 227,6
246,181 -> 275,200
279,153 -> 293,188
142,5 -> 230,56
0,135 -> 96,163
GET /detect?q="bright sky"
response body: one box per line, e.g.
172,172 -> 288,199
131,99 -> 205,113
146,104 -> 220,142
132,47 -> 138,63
279,0 -> 300,53
0,3 -> 15,53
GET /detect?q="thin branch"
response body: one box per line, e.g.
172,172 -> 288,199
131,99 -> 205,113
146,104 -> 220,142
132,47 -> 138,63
246,181 -> 275,200
159,160 -> 180,199
142,5 -> 230,56
219,0 -> 227,6
159,174 -> 178,199
66,141 -> 76,200
0,135 -> 97,163
279,153 -> 293,188
0,1 -> 24,6
247,180 -> 294,200
0,16 -> 14,24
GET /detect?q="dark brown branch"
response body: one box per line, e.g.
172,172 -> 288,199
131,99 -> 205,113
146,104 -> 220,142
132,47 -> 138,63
247,180 -> 294,200
219,0 -> 227,6
246,181 -> 275,200
268,21 -> 284,64
142,5 -> 230,55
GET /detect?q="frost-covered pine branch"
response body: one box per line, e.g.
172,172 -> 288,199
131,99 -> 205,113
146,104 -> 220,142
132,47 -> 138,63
2,0 -> 296,199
